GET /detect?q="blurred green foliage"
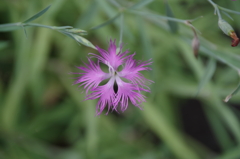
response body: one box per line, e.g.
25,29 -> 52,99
1,0 -> 240,159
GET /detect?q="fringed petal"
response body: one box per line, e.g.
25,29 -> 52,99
73,59 -> 110,94
86,78 -> 116,115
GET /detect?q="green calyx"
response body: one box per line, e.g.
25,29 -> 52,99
218,19 -> 234,36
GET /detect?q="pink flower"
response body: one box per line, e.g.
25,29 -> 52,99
73,40 -> 153,115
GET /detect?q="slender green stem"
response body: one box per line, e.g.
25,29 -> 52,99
218,6 -> 240,15
129,10 -> 186,24
23,23 -> 55,29
24,23 -> 73,30
0,22 -> 22,32
178,38 -> 240,144
119,13 -> 123,46
0,22 -> 21,27
216,7 -> 222,20
208,0 -> 222,19
0,22 -> 73,32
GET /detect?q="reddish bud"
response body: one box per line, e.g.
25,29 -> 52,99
192,36 -> 200,58
230,32 -> 240,47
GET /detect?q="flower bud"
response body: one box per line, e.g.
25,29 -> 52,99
192,35 -> 200,58
218,19 -> 239,47
65,28 -> 87,35
218,19 -> 234,36
185,20 -> 200,57
230,32 -> 240,47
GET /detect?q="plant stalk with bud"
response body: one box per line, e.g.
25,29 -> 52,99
209,0 -> 239,47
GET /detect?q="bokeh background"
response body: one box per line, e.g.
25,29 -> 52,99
1,0 -> 240,159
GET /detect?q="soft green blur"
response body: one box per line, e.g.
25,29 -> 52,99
1,0 -> 240,159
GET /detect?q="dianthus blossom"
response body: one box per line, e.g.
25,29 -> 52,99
73,40 -> 153,115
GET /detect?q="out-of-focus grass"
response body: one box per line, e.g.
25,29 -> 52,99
1,0 -> 240,159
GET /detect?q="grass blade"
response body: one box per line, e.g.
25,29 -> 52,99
91,13 -> 120,30
129,0 -> 154,9
142,101 -> 201,159
165,0 -> 178,33
196,58 -> 216,96
204,106 -> 234,151
200,46 -> 240,70
23,5 -> 51,23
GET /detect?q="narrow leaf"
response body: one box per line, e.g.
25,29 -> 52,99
0,23 -> 22,32
224,81 -> 240,102
91,13 -> 120,30
23,5 -> 51,23
196,58 -> 216,96
165,0 -> 178,33
129,0 -> 154,9
222,11 -> 234,21
214,8 -> 217,15
22,26 -> 28,38
218,6 -> 240,15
